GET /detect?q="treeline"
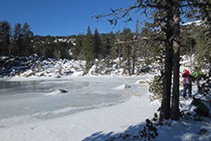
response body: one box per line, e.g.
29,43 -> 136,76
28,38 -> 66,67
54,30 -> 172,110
71,26 -> 157,73
0,20 -> 155,74
0,20 -> 75,59
180,21 -> 211,66
1,20 -> 210,73
0,21 -> 33,56
32,35 -> 75,60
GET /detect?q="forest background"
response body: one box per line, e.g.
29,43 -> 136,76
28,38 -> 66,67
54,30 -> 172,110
0,19 -> 210,73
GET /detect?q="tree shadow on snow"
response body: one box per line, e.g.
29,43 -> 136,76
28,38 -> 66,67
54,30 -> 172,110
82,121 -> 147,141
83,88 -> 210,141
82,118 -> 211,141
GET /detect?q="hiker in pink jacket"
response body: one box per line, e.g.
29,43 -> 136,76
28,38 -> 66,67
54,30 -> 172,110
182,70 -> 194,98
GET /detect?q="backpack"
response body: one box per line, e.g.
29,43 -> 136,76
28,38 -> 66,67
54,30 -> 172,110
192,69 -> 203,79
185,75 -> 191,84
192,98 -> 209,117
196,101 -> 209,117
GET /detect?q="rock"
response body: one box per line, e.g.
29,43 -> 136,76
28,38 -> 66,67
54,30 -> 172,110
55,75 -> 61,78
59,89 -> 68,93
125,84 -> 131,89
140,65 -> 151,72
198,128 -> 207,135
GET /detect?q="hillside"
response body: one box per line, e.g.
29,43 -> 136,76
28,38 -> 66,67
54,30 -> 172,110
0,54 -> 153,78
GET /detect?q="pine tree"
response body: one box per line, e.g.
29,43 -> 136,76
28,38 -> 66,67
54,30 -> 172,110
106,31 -> 116,59
12,23 -> 23,56
171,0 -> 180,120
94,28 -> 101,59
22,22 -> 33,56
194,22 -> 211,66
180,24 -> 196,56
101,32 -> 115,59
0,20 -> 11,55
72,34 -> 84,60
83,26 -> 95,72
121,28 -> 133,75
141,22 -> 164,58
33,35 -> 44,56
113,31 -> 122,68
196,0 -> 211,66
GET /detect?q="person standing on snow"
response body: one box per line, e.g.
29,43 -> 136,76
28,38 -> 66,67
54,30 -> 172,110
182,70 -> 193,98
192,67 -> 203,88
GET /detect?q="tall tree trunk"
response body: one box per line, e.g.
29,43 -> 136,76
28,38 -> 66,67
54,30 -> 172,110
118,44 -> 121,68
159,44 -> 173,123
159,0 -> 174,124
171,0 -> 180,120
127,48 -> 131,75
132,46 -> 135,75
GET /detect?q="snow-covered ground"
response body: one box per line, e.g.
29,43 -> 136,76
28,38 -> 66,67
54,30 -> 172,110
0,55 -> 211,141
0,75 -> 159,141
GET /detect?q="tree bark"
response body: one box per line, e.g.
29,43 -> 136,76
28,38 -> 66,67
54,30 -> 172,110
159,44 -> 173,123
171,0 -> 180,120
159,0 -> 174,124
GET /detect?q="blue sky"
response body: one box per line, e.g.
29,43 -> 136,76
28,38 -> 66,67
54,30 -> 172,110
0,0 -> 140,36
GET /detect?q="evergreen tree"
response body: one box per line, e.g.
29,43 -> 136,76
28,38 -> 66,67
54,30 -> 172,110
101,32 -> 115,59
72,34 -> 84,60
94,28 -> 101,59
180,24 -> 196,56
141,22 -> 164,58
33,35 -> 44,56
121,28 -> 133,75
83,26 -> 95,71
57,41 -> 72,59
45,42 -> 54,59
109,31 -> 119,60
12,23 -> 23,56
22,22 -> 33,56
196,0 -> 211,66
0,20 -> 11,55
194,22 -> 211,66
112,31 -> 122,68
171,0 -> 180,120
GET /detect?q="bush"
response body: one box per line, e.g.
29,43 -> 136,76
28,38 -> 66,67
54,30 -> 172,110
149,75 -> 163,101
145,58 -> 153,65
139,119 -> 158,140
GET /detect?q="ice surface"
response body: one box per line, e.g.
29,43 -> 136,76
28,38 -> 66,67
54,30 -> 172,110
0,76 -> 143,121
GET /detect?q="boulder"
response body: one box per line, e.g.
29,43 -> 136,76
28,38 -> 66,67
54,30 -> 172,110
140,65 -> 151,73
59,89 -> 68,93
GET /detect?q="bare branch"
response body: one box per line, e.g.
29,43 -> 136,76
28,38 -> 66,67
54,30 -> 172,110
92,0 -> 165,29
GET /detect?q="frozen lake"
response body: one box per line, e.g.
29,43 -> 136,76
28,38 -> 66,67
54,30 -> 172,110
0,76 -> 143,121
